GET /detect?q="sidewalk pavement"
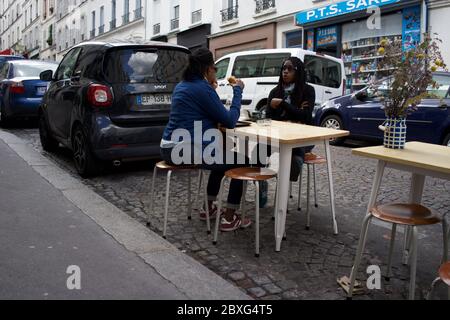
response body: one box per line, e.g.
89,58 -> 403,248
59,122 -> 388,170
0,130 -> 249,300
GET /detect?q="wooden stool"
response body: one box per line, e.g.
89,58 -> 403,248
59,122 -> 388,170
347,203 -> 442,300
427,262 -> 450,300
147,161 -> 211,238
213,167 -> 277,257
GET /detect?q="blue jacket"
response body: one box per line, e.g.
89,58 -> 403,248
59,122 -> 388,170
162,77 -> 242,145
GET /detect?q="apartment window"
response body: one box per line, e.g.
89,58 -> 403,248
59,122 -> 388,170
91,11 -> 96,39
221,0 -> 238,22
191,0 -> 201,24
35,0 -> 38,18
134,0 -> 142,20
123,0 -> 130,25
99,6 -> 104,34
255,0 -> 275,14
30,5 -> 32,23
110,0 -> 116,29
171,5 -> 179,30
153,23 -> 160,35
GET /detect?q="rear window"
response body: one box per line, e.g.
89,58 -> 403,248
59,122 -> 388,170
304,55 -> 342,89
427,74 -> 450,98
103,48 -> 189,84
13,63 -> 58,77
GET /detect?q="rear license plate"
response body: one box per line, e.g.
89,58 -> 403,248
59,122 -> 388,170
137,94 -> 172,106
36,87 -> 47,95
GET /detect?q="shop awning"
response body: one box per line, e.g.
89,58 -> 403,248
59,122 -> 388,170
296,0 -> 422,28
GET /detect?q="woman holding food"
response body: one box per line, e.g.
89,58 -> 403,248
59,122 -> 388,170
160,48 -> 252,232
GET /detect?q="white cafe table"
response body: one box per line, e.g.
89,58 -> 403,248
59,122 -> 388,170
227,120 -> 349,252
350,142 -> 450,299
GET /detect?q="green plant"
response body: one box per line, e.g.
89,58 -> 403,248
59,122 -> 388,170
377,33 -> 447,118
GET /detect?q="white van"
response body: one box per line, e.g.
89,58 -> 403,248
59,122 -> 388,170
214,48 -> 345,118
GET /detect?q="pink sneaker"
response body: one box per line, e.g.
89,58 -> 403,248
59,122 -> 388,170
220,214 -> 242,232
199,205 -> 224,221
240,216 -> 252,229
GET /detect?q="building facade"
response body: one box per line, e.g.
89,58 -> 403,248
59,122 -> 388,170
0,0 -> 24,55
428,0 -> 450,65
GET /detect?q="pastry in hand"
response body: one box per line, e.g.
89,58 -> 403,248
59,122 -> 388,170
228,76 -> 237,85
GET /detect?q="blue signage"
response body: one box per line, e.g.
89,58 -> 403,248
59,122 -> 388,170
316,25 -> 339,48
402,5 -> 421,51
296,0 -> 401,25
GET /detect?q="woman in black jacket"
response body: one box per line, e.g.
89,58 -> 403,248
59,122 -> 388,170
266,57 -> 316,181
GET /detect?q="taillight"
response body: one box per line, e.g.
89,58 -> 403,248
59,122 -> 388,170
10,81 -> 25,94
87,84 -> 113,107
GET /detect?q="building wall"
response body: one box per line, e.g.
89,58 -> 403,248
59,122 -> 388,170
276,16 -> 301,48
428,0 -> 450,66
0,0 -> 24,53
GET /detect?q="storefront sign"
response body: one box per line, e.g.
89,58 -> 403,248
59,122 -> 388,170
316,25 -> 338,48
402,5 -> 421,51
296,0 -> 400,25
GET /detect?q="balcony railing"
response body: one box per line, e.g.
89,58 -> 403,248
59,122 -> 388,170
134,7 -> 143,20
192,9 -> 202,24
99,25 -> 104,34
171,18 -> 179,30
90,29 -> 95,39
153,23 -> 160,35
110,19 -> 116,30
122,13 -> 130,25
221,6 -> 238,22
255,0 -> 276,14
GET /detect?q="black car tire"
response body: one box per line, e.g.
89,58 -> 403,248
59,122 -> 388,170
39,113 -> 59,152
320,115 -> 345,145
443,132 -> 450,147
72,126 -> 101,178
0,104 -> 10,127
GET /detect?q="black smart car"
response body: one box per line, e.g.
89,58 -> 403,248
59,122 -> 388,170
38,41 -> 190,177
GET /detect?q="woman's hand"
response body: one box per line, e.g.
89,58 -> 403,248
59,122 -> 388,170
231,79 -> 245,90
270,98 -> 283,109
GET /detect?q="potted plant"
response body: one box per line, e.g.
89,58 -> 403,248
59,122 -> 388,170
375,33 -> 446,149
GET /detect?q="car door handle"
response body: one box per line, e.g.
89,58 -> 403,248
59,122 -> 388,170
438,104 -> 448,109
219,84 -> 226,87
325,90 -> 332,94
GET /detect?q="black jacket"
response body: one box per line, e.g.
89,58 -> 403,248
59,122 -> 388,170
266,84 -> 315,125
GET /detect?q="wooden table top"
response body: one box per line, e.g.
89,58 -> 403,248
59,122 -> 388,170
352,142 -> 450,175
227,120 -> 349,144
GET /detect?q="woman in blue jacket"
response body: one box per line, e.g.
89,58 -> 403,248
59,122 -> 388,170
160,48 -> 251,232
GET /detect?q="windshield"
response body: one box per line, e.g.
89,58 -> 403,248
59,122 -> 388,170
13,62 -> 58,78
103,48 -> 189,84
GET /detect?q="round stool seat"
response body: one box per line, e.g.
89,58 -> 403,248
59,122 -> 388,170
371,203 -> 441,226
439,262 -> 450,286
156,161 -> 199,171
304,154 -> 327,165
225,167 -> 277,181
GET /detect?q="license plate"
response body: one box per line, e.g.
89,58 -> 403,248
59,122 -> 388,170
37,87 -> 47,95
137,94 -> 172,106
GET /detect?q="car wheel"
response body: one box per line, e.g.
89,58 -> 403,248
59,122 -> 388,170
39,113 -> 59,152
72,126 -> 101,178
0,104 -> 10,127
443,133 -> 450,147
320,115 -> 345,145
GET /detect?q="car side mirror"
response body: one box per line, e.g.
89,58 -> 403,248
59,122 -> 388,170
353,91 -> 367,101
40,70 -> 54,81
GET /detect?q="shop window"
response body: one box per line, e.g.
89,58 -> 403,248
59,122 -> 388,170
285,31 -> 302,48
232,55 -> 265,78
261,53 -> 290,77
215,58 -> 229,80
304,55 -> 341,89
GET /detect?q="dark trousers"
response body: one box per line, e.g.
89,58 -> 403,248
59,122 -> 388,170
160,145 -> 258,209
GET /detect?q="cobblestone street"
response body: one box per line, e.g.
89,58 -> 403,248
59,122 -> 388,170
7,124 -> 450,300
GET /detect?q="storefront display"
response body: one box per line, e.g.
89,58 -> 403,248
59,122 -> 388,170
295,0 -> 424,93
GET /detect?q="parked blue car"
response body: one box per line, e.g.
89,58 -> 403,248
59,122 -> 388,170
314,72 -> 450,146
0,60 -> 58,126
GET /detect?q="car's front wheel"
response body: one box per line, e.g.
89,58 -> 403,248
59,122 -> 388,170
39,113 -> 59,152
320,114 -> 345,145
72,126 -> 101,178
